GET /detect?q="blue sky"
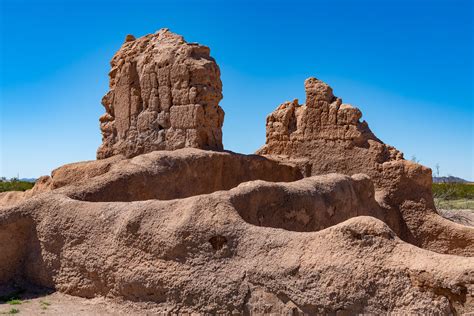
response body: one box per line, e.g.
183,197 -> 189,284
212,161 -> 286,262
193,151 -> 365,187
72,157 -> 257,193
1,0 -> 472,180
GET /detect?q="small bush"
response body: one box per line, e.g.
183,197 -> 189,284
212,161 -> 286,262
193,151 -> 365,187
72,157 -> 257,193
432,183 -> 474,200
0,181 -> 34,193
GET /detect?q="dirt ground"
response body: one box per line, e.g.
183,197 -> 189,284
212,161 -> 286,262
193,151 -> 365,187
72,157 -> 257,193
0,287 -> 174,316
438,208 -> 474,227
0,292 -> 134,315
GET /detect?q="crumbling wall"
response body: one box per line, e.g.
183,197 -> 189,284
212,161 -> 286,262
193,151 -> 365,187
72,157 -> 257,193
97,29 -> 224,159
257,77 -> 433,206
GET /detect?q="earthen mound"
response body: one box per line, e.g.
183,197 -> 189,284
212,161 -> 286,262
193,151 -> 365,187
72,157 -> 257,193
257,77 -> 474,256
1,166 -> 473,314
0,30 -> 473,314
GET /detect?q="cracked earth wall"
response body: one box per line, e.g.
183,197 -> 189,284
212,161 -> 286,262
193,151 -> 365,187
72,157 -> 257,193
97,29 -> 224,159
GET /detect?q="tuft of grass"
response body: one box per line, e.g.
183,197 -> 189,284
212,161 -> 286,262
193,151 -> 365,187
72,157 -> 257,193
8,309 -> 19,315
39,301 -> 50,310
0,289 -> 24,304
6,300 -> 21,306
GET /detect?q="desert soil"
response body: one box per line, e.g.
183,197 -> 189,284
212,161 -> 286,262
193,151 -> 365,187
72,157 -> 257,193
438,208 -> 474,227
1,292 -> 123,315
0,290 -> 164,316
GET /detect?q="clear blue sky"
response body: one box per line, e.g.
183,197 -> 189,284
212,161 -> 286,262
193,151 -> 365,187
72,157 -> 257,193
1,0 -> 473,180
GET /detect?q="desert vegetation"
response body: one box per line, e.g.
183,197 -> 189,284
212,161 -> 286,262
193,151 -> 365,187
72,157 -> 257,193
433,182 -> 474,209
0,291 -> 52,315
0,178 -> 34,193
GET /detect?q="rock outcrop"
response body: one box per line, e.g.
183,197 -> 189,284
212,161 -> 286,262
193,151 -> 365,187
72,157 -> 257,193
1,30 -> 473,314
97,29 -> 224,159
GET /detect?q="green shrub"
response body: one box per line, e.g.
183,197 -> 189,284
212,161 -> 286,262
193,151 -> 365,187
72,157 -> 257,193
432,183 -> 474,200
0,181 -> 34,193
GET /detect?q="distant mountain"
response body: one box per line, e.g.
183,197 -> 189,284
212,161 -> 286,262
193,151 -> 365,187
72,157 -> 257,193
19,178 -> 37,183
433,176 -> 470,184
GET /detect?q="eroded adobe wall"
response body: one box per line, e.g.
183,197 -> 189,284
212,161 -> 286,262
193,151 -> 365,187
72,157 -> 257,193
257,77 -> 433,207
1,185 -> 472,314
97,29 -> 224,159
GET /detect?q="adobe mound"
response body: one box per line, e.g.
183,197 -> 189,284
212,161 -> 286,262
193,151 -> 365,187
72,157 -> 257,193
0,29 -> 473,314
1,165 -> 473,314
257,77 -> 473,256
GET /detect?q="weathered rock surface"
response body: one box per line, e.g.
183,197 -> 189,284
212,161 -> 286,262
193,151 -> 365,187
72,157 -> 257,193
1,152 -> 473,314
97,29 -> 224,159
0,176 -> 53,208
258,77 -> 414,194
257,77 -> 474,256
0,156 -> 125,207
0,149 -> 301,207
1,31 -> 473,314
